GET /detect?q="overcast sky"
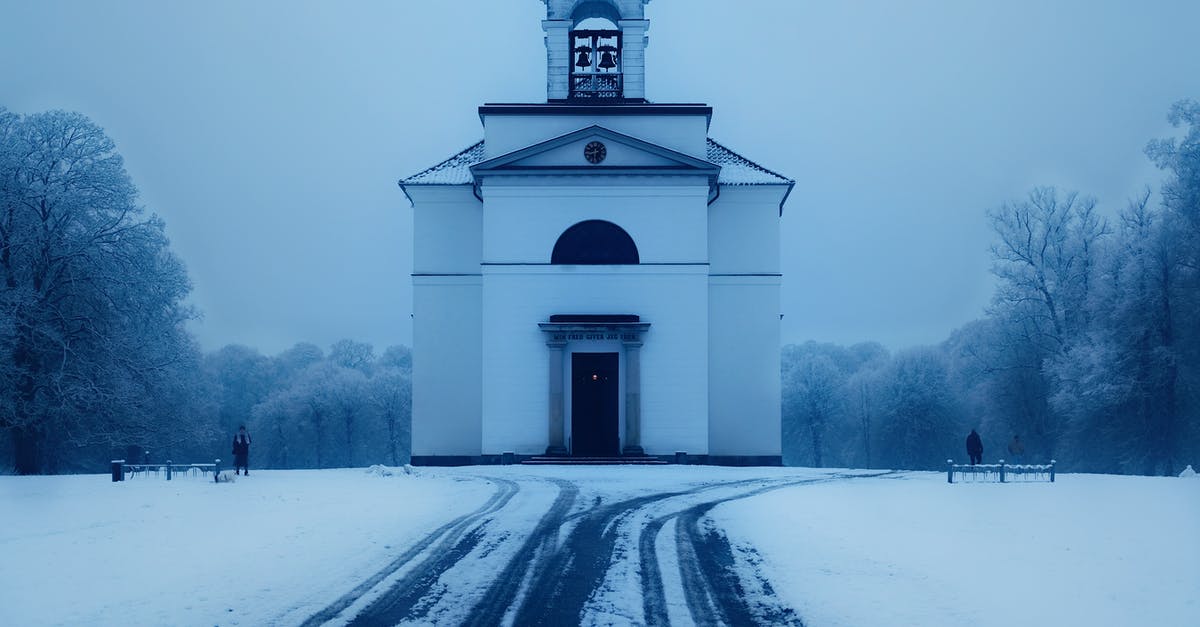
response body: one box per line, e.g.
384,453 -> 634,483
3,0 -> 1199,356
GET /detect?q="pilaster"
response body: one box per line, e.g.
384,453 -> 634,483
622,340 -> 644,456
618,19 -> 649,100
545,338 -> 568,455
543,20 -> 572,101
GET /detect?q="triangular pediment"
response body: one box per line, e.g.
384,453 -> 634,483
469,126 -> 720,182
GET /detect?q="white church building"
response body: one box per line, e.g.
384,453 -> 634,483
400,0 -> 792,465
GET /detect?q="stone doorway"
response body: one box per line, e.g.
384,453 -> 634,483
571,352 -> 619,456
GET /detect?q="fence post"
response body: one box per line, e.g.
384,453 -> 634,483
999,459 -> 1006,483
166,460 -> 172,481
1050,460 -> 1056,483
111,460 -> 125,482
947,459 -> 954,484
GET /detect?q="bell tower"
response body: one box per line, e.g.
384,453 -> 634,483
542,0 -> 650,102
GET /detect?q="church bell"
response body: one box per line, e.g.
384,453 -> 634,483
575,47 -> 592,69
598,47 -> 617,70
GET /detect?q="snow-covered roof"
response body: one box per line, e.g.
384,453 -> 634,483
400,141 -> 485,185
704,138 -> 793,186
399,138 -> 792,187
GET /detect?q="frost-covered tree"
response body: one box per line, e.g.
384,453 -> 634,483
944,317 -> 1057,463
988,187 -> 1108,352
782,346 -> 842,466
982,186 -> 1109,460
323,365 -> 369,467
1147,99 -> 1200,262
872,347 -> 962,470
1050,191 -> 1193,474
369,365 -> 412,466
782,341 -> 889,468
0,108 -> 198,474
275,342 -> 324,380
231,341 -> 413,469
329,339 -> 374,373
378,344 -> 412,371
205,344 -> 273,447
249,389 -> 302,468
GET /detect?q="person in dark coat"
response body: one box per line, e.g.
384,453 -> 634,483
966,429 -> 983,465
232,426 -> 251,475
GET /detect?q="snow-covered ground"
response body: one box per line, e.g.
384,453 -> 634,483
714,471 -> 1200,627
0,468 -> 494,626
1,466 -> 1196,626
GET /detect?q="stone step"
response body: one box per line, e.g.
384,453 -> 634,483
520,456 -> 668,465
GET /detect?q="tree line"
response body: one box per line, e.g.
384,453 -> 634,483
208,341 -> 412,471
783,100 -> 1200,476
3,102 -> 1197,475
0,107 -> 412,474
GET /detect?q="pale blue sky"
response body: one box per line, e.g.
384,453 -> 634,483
2,0 -> 1198,354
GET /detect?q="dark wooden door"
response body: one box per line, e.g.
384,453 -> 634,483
571,353 -> 619,456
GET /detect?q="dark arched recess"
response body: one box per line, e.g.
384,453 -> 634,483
551,220 -> 640,265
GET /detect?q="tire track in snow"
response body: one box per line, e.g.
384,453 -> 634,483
462,478 -> 578,627
509,477 -> 780,626
296,477 -> 519,627
344,476 -> 578,626
643,472 -> 898,626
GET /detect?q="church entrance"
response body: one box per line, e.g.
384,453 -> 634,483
571,352 -> 619,456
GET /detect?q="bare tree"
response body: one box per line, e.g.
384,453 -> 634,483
1049,191 -> 1190,474
988,187 -> 1108,352
0,109 -> 197,473
330,339 -> 374,373
983,187 -> 1110,460
1147,99 -> 1200,262
370,367 -> 412,465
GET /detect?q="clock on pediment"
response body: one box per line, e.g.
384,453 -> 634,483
584,141 -> 607,164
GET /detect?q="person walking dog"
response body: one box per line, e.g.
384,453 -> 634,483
232,426 -> 251,476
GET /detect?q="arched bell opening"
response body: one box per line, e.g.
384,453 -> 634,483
570,1 -> 621,25
569,10 -> 622,99
551,220 -> 640,265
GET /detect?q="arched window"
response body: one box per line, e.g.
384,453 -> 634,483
551,220 -> 640,265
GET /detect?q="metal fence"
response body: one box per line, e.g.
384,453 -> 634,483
947,459 -> 1056,483
111,459 -> 221,482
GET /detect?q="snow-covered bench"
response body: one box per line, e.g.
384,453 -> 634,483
946,460 -> 1056,484
111,460 -> 221,482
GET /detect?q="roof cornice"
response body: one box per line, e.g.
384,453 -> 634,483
478,103 -> 713,130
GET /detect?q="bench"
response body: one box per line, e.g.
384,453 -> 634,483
947,459 -> 1056,483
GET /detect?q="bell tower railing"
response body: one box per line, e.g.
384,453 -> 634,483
569,29 -> 623,99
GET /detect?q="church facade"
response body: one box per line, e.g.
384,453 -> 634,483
400,0 -> 792,465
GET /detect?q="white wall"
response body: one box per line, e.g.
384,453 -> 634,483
481,113 -> 709,159
477,173 -> 713,455
708,186 -> 786,275
708,277 -> 781,456
409,118 -> 786,460
409,187 -> 481,274
480,179 -> 710,264
412,276 -> 482,456
707,186 -> 784,456
481,266 -> 709,455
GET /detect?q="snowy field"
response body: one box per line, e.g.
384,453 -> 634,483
1,466 -> 1196,626
713,472 -> 1200,627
